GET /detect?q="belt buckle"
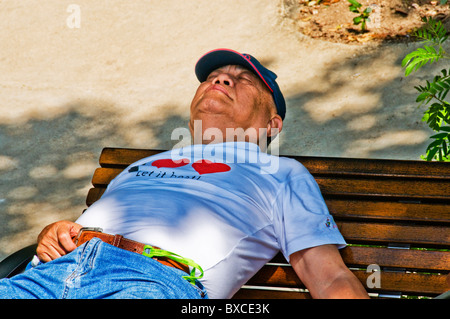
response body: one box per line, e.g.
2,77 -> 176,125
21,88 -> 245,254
74,227 -> 103,245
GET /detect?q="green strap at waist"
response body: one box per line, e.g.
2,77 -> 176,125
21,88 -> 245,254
142,245 -> 204,285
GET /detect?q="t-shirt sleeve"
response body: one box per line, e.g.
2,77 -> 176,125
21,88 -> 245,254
273,174 -> 346,262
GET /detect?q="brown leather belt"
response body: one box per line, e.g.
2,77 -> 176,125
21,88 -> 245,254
73,228 -> 190,274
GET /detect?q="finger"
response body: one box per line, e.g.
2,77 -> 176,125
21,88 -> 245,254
69,223 -> 83,238
58,230 -> 77,253
38,252 -> 52,263
36,243 -> 64,262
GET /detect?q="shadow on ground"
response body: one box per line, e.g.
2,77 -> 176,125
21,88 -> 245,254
0,100 -> 190,261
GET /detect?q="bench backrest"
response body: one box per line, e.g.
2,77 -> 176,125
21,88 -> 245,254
86,148 -> 450,298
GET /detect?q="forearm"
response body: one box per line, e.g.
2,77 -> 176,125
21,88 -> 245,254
312,268 -> 369,299
290,245 -> 369,299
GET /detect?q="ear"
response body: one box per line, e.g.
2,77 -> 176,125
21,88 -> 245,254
188,119 -> 193,135
267,114 -> 283,137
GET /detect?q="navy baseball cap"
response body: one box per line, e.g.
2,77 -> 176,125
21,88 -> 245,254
195,48 -> 286,120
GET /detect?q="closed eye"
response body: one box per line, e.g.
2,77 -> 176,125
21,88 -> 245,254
206,73 -> 218,81
238,75 -> 257,87
239,75 -> 253,83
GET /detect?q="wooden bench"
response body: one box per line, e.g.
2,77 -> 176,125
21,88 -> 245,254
86,147 -> 450,299
1,147 -> 448,298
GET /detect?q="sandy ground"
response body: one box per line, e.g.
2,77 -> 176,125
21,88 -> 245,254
0,0 -> 447,262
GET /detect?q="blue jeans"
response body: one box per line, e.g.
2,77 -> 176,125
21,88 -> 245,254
0,238 -> 208,299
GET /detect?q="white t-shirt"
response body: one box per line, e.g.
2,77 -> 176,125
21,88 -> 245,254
76,142 -> 346,298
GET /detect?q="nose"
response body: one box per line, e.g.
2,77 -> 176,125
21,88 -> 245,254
213,72 -> 234,87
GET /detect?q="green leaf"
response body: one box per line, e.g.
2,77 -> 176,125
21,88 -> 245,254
414,18 -> 448,46
347,0 -> 362,8
439,80 -> 450,90
402,46 -> 444,76
439,126 -> 450,132
353,16 -> 363,25
443,140 -> 449,156
427,139 -> 442,150
430,81 -> 444,92
426,146 -> 439,161
416,92 -> 431,102
424,45 -> 437,54
430,132 -> 449,139
438,88 -> 449,100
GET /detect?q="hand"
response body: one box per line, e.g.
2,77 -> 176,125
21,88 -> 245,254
36,220 -> 83,262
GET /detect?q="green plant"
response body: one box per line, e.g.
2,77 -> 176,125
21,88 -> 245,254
347,0 -> 372,31
402,17 -> 450,161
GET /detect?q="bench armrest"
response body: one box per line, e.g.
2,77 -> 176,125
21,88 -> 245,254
0,244 -> 37,279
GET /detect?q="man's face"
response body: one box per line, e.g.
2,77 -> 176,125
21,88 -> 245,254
189,65 -> 282,144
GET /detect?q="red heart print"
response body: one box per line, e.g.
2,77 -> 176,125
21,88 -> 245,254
152,158 -> 190,168
192,160 -> 231,175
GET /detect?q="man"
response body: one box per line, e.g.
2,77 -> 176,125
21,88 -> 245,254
0,49 -> 368,299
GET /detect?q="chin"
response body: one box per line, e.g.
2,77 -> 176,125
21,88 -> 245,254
202,100 -> 230,114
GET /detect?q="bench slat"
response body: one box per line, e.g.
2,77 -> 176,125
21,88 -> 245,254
316,177 -> 450,201
91,168 -> 121,187
337,221 -> 450,248
270,247 -> 450,272
245,265 -> 448,295
99,148 -> 450,180
100,148 -> 163,168
232,288 -> 311,299
294,156 -> 450,180
340,246 -> 450,272
327,199 -> 450,224
86,188 -> 105,206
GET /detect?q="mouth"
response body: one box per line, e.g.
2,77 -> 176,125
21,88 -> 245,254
205,84 -> 232,100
